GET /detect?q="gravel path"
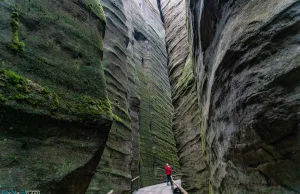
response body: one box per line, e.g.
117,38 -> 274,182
133,180 -> 181,194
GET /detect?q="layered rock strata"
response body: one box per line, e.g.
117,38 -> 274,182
0,0 -> 112,193
124,0 -> 179,187
2,0 -> 296,193
86,0 -> 132,193
161,0 -> 208,193
87,0 -> 180,193
186,0 -> 300,193
0,0 -> 180,193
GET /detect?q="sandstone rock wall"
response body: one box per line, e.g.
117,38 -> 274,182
0,0 -> 112,193
87,0 -> 180,193
86,0 -> 132,193
2,0 -> 296,193
124,0 -> 180,186
0,0 -> 180,193
160,0 -> 208,193
186,0 -> 300,193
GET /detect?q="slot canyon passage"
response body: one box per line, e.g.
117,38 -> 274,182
0,0 -> 300,193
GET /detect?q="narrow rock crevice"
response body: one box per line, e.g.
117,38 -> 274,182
156,0 -> 165,24
1,1 -> 300,193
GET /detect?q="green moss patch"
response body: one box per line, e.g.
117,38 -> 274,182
0,0 -> 110,123
0,68 -> 112,121
179,56 -> 194,89
8,7 -> 25,54
85,0 -> 107,23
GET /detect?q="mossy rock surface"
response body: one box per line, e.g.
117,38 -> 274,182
86,0 -> 180,193
0,0 -> 111,122
0,0 -> 112,193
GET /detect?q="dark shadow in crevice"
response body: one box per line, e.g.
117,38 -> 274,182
133,29 -> 147,41
156,0 -> 165,24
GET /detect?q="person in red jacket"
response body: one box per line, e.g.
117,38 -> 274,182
165,163 -> 173,188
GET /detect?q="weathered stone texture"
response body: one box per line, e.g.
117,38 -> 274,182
87,0 -> 180,193
161,0 -> 208,193
2,0 -> 296,193
123,0 -> 180,187
86,0 -> 132,193
186,0 -> 300,193
0,0 -> 112,193
0,0 -> 180,193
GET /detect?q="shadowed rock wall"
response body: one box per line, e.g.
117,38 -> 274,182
124,0 -> 179,187
2,0 -> 295,193
87,0 -> 180,193
0,0 -> 112,193
186,0 -> 300,193
0,0 -> 179,193
160,0 -> 208,193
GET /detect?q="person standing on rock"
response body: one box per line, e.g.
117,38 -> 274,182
165,163 -> 173,189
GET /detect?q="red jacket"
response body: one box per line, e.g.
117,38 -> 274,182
165,165 -> 172,175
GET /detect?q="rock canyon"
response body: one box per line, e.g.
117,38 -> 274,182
0,0 -> 299,193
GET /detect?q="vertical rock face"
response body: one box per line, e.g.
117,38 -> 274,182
186,0 -> 300,193
3,0 -> 297,193
86,0 -> 132,193
160,0 -> 208,193
124,0 -> 180,187
0,0 -> 180,193
87,0 -> 180,193
0,0 -> 112,193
